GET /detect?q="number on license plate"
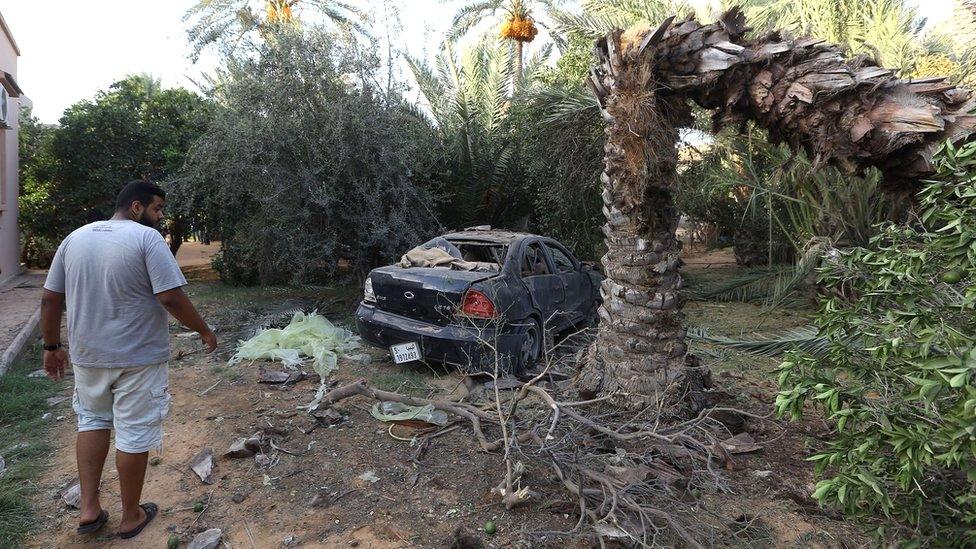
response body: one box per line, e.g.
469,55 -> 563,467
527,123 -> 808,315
390,342 -> 421,364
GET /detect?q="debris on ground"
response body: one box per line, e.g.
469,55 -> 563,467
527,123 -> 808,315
225,437 -> 257,459
358,470 -> 380,484
189,447 -> 215,484
229,311 -> 358,378
311,408 -> 344,426
483,377 -> 523,391
46,396 -> 70,407
61,481 -> 81,508
257,365 -> 308,384
187,527 -> 222,549
719,432 -> 762,454
370,402 -> 449,427
230,311 -> 360,410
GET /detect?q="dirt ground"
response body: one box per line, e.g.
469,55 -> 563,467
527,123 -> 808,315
29,249 -> 867,548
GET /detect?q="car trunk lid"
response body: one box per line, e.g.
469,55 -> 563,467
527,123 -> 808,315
370,266 -> 498,325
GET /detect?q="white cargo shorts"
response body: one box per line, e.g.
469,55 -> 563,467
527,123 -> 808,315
72,363 -> 171,454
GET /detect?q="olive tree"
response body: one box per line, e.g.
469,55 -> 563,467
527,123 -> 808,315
171,26 -> 440,285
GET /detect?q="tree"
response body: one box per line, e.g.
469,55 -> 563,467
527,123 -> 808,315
406,38 -> 551,230
776,141 -> 976,544
183,0 -> 365,60
578,9 -> 976,410
18,108 -> 58,266
171,26 -> 440,285
447,0 -> 560,88
18,76 -> 213,262
46,76 -> 213,254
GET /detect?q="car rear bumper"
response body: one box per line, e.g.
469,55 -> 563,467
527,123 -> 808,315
355,302 -> 522,370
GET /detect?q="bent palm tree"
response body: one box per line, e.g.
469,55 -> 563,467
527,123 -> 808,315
580,8 -> 976,410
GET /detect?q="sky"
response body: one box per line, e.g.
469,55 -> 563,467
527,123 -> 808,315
0,0 -> 957,124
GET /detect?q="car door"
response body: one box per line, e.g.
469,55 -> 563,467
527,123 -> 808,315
519,240 -> 565,330
543,241 -> 588,325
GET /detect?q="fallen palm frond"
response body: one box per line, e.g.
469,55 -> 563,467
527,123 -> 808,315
686,238 -> 832,308
686,267 -> 793,303
687,325 -> 832,358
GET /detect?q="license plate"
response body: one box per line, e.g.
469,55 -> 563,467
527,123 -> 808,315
390,342 -> 421,364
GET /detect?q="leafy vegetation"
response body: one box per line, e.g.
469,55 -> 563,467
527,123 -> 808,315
776,141 -> 976,545
171,26 -> 440,285
17,75 -> 213,265
0,343 -> 61,549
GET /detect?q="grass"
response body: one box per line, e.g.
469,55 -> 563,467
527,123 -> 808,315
0,341 -> 65,548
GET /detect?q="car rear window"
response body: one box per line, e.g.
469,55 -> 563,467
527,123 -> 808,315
448,241 -> 508,266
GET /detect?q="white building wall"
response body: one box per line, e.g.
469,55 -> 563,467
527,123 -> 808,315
0,12 -> 19,286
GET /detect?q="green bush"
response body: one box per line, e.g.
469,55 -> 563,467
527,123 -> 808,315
775,140 -> 976,545
210,242 -> 258,287
172,27 -> 440,285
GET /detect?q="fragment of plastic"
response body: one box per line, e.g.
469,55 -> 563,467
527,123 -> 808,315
370,401 -> 450,427
229,311 -> 359,378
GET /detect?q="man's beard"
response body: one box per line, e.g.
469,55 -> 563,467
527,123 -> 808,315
136,211 -> 158,229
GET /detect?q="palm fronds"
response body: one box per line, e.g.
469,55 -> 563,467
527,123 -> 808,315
687,267 -> 794,303
687,325 -> 833,357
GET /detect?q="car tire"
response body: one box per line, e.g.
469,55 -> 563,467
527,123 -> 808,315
512,319 -> 542,375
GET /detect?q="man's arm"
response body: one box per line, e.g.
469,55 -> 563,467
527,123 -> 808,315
155,287 -> 217,352
40,289 -> 69,380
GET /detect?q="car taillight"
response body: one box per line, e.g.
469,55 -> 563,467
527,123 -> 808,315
459,289 -> 496,318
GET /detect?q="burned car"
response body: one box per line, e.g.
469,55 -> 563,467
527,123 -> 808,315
355,229 -> 603,372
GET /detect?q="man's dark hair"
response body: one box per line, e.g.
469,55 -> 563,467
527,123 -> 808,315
115,180 -> 166,211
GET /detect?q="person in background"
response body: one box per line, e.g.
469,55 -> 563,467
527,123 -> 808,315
40,180 -> 217,539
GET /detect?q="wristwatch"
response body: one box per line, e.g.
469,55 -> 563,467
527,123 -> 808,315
43,342 -> 62,351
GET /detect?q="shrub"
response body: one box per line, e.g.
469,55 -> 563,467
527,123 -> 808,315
172,27 -> 440,284
776,140 -> 976,545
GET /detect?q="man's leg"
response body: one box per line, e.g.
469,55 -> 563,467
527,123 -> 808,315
72,365 -> 116,527
76,430 -> 110,524
115,450 -> 148,531
112,362 -> 169,534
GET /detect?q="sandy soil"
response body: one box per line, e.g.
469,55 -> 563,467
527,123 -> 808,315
175,241 -> 220,269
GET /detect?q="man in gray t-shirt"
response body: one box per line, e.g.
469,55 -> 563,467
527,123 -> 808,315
41,180 -> 217,540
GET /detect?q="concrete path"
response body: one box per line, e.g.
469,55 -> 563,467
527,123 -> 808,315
0,270 -> 45,375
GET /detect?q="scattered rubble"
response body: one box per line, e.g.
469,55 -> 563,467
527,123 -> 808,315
61,481 -> 81,508
311,408 -> 344,426
719,433 -> 762,454
46,396 -> 70,406
358,470 -> 380,484
257,365 -> 308,384
189,447 -> 215,484
187,528 -> 222,549
370,402 -> 449,427
224,436 -> 260,459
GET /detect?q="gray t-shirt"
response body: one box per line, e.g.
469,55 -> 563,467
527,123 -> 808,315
44,220 -> 187,368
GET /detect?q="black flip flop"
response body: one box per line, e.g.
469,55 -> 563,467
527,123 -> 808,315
116,502 -> 158,540
76,509 -> 109,534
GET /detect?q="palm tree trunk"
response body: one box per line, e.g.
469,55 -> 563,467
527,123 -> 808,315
577,29 -> 707,413
582,9 -> 976,411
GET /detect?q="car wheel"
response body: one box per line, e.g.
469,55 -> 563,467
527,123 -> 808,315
514,320 -> 542,374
